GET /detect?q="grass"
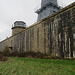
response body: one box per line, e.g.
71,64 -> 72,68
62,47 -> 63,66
0,57 -> 75,75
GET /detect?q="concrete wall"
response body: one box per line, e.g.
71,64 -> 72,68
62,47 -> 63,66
0,2 -> 75,58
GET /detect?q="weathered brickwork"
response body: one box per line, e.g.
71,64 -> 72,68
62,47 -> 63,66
0,2 -> 75,58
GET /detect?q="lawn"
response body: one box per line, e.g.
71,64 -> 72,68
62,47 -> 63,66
0,57 -> 75,75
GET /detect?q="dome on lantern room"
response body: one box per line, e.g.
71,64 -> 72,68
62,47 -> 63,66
14,21 -> 26,28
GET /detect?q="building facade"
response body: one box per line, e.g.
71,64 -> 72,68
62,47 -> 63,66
0,2 -> 75,58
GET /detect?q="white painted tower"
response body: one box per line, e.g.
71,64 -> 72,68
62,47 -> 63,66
36,0 -> 61,21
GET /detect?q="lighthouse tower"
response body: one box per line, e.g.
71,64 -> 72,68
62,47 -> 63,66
12,21 -> 26,36
36,0 -> 60,21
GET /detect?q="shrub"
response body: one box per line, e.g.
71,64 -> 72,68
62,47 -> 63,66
2,46 -> 10,56
19,52 -> 46,59
9,51 -> 19,57
9,51 -> 46,58
1,48 -> 63,59
44,55 -> 61,59
0,54 -> 8,61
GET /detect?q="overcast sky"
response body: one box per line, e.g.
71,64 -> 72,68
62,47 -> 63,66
0,0 -> 74,41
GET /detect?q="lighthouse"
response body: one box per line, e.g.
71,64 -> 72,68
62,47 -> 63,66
36,0 -> 61,21
12,21 -> 26,36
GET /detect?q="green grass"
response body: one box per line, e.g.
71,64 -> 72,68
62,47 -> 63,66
0,57 -> 75,75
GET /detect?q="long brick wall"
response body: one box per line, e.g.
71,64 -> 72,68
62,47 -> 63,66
0,2 -> 75,58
